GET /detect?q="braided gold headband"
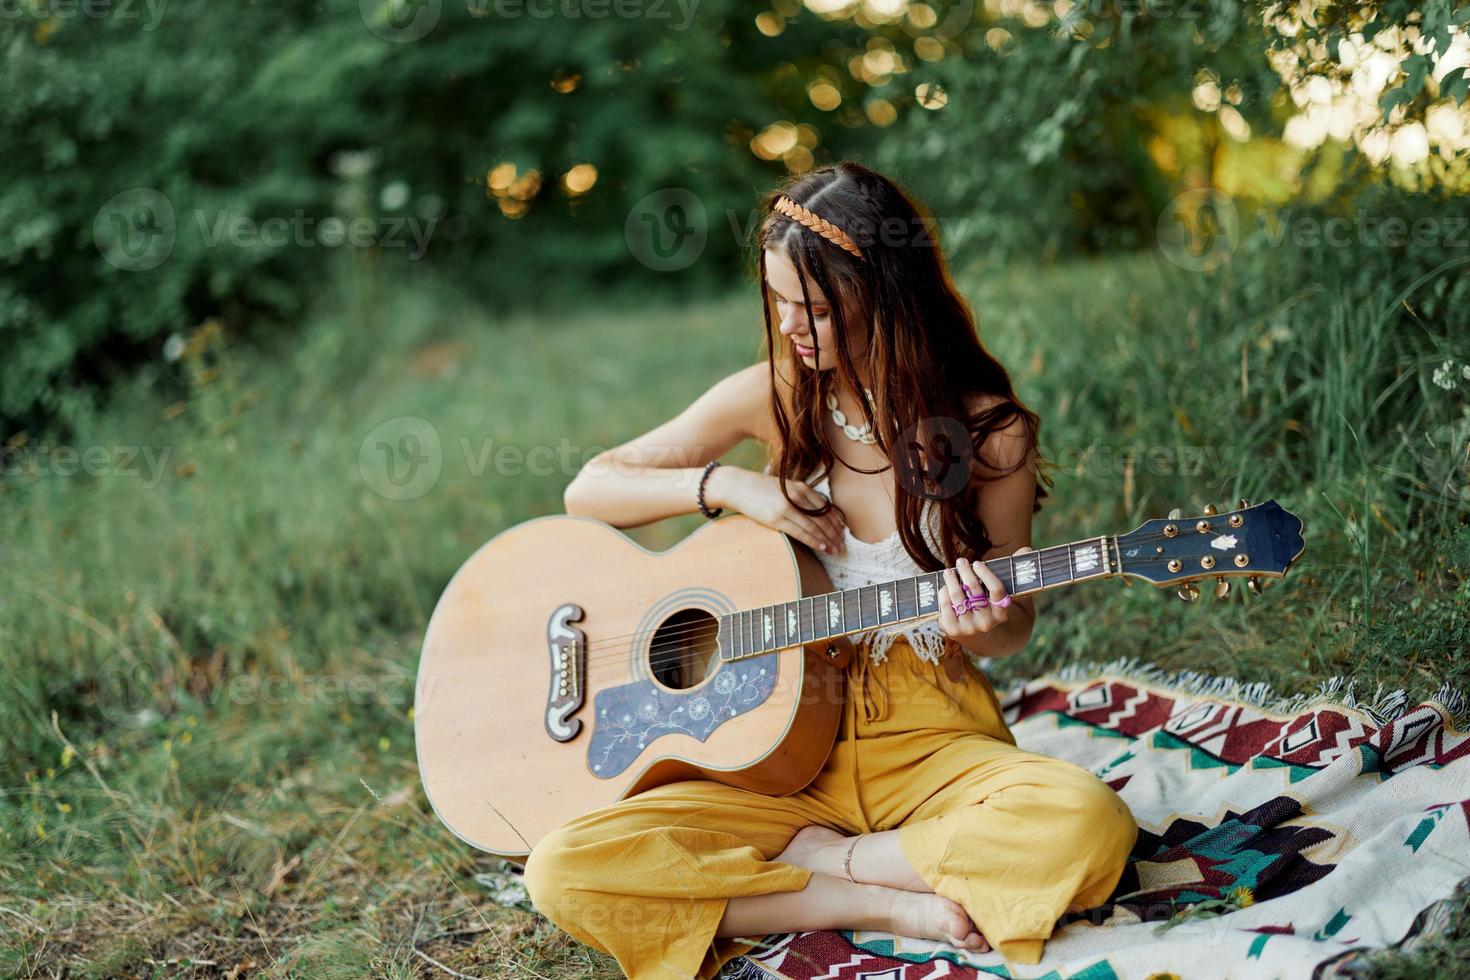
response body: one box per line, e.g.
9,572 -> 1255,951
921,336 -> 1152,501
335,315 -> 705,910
771,195 -> 866,262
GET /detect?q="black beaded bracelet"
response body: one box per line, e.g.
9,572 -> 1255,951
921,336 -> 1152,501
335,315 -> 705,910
697,460 -> 724,519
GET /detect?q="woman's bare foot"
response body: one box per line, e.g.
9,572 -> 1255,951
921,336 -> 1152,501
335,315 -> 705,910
775,825 -> 847,877
767,826 -> 991,953
883,889 -> 990,953
720,870 -> 991,954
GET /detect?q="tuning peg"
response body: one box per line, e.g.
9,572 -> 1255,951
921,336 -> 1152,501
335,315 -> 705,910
1247,575 -> 1262,595
1168,508 -> 1184,520
1214,576 -> 1230,599
1238,498 -> 1250,509
1203,503 -> 1217,516
1177,583 -> 1200,602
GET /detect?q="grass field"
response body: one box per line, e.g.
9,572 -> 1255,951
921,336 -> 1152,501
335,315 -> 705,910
2,245 -> 1467,977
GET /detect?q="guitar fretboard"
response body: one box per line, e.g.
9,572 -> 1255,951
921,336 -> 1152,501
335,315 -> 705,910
717,536 -> 1115,662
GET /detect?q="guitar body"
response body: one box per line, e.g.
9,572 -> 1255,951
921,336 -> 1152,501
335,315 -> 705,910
414,514 -> 854,859
415,497 -> 1305,860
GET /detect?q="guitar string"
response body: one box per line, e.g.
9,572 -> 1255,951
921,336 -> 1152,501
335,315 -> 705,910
574,524 -> 1253,672
549,525 -> 1251,672
571,539 -> 1095,668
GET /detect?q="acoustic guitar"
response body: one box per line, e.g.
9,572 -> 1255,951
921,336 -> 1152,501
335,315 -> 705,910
414,499 -> 1304,858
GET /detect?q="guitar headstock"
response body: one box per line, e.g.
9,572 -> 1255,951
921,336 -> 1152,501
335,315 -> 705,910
1114,499 -> 1305,600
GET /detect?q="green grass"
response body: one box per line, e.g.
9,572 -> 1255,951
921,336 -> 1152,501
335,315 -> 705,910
1,243 -> 1467,977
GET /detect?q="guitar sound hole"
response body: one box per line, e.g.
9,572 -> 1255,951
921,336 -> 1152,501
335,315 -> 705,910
648,608 -> 720,691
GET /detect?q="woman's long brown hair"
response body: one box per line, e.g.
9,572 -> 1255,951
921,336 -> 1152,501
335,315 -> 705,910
755,161 -> 1054,571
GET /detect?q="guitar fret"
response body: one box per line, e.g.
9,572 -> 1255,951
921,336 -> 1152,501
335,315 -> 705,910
718,531 -> 1143,662
843,588 -> 862,635
1051,545 -> 1072,584
1052,544 -> 1075,583
877,581 -> 897,624
916,572 -> 941,616
897,577 -> 918,619
1071,538 -> 1104,578
1012,550 -> 1041,593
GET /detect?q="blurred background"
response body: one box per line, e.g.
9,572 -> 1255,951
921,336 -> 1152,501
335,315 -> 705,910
2,0 -> 1469,975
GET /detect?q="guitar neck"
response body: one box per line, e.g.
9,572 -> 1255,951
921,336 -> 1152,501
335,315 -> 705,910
718,534 -> 1122,663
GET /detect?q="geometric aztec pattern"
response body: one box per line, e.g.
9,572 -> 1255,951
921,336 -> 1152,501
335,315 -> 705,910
726,664 -> 1470,980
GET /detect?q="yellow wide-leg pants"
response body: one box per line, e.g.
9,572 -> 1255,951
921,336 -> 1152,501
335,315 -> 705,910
524,639 -> 1138,979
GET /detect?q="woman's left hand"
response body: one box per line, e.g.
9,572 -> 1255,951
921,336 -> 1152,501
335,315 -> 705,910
937,547 -> 1035,646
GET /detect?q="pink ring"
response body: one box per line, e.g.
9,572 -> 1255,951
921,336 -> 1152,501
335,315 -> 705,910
994,594 -> 1013,609
962,583 -> 984,600
951,600 -> 970,616
965,595 -> 990,611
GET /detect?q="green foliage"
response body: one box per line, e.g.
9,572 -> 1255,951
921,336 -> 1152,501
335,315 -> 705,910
0,0 -> 867,432
1268,0 -> 1470,120
873,1 -> 1285,264
2,219 -> 1467,971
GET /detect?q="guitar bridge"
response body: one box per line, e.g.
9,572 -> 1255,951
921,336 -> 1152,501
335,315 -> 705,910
545,603 -> 586,742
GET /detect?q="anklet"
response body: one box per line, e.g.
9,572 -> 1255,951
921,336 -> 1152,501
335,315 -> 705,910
842,837 -> 861,883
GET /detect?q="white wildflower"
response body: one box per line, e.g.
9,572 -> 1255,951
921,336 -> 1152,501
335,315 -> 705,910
163,334 -> 185,363
380,180 -> 409,211
1433,359 -> 1457,390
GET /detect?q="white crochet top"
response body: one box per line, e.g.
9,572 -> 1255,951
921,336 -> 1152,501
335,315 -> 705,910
807,470 -> 955,666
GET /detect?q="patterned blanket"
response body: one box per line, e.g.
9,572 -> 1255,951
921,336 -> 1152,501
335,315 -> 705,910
723,656 -> 1470,980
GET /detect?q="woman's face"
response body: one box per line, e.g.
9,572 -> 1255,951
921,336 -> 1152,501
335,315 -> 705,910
764,247 -> 864,371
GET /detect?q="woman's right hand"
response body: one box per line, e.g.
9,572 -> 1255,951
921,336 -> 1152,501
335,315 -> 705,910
705,465 -> 847,555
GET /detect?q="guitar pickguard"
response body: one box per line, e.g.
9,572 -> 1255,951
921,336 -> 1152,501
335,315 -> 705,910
587,653 -> 780,779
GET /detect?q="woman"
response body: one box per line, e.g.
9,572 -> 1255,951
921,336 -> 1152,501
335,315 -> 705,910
525,162 -> 1138,979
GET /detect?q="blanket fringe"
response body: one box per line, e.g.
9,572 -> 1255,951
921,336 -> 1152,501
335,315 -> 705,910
718,957 -> 776,979
1012,654 -> 1470,730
